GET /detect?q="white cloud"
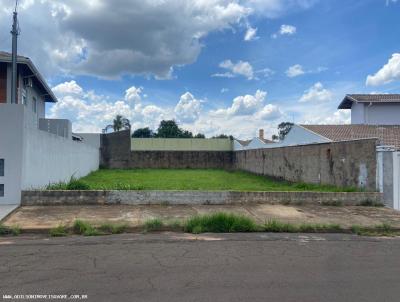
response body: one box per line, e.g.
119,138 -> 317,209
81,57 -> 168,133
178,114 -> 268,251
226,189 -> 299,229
213,90 -> 267,116
255,104 -> 283,120
221,88 -> 229,93
174,92 -> 203,123
244,25 -> 259,41
301,110 -> 350,125
299,82 -> 333,103
52,80 -> 83,96
213,60 -> 255,80
50,82 -> 167,132
50,81 -> 288,139
286,64 -> 305,77
272,24 -> 296,38
125,86 -> 143,103
366,53 -> 400,86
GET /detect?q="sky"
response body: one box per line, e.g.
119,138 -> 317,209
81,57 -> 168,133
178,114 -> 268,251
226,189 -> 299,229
0,0 -> 400,139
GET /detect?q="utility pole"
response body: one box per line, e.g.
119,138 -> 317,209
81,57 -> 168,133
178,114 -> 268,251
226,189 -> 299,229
10,2 -> 19,104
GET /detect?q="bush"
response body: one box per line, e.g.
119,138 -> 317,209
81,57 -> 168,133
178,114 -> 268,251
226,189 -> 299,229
184,212 -> 257,233
66,179 -> 90,190
49,225 -> 68,237
98,223 -> 128,234
0,224 -> 20,236
144,218 -> 164,232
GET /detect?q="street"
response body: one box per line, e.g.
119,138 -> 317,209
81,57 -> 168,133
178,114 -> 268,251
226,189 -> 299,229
1,232 -> 400,302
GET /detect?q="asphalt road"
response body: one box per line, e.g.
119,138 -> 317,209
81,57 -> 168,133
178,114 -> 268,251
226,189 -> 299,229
1,232 -> 400,302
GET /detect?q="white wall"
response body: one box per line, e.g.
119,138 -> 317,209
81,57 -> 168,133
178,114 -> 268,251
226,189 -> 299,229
351,102 -> 365,124
0,105 -> 24,204
77,133 -> 101,149
21,117 -> 100,189
365,103 -> 400,125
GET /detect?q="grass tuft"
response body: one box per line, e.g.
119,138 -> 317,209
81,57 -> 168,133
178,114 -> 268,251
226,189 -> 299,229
49,225 -> 68,237
144,218 -> 164,232
98,223 -> 128,234
0,224 -> 20,236
184,212 -> 258,233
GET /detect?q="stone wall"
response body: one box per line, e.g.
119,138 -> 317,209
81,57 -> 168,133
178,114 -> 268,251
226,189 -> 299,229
100,130 -> 131,168
234,139 -> 378,191
21,190 -> 382,206
129,151 -> 233,169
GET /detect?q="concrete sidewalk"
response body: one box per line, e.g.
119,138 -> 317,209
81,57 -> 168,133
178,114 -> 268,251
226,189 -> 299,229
3,204 -> 400,231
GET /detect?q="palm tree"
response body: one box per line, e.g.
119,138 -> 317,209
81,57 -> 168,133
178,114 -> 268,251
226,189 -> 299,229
113,115 -> 123,132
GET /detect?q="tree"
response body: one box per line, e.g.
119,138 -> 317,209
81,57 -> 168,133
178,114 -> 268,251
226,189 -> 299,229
277,122 -> 294,140
272,134 -> 279,141
132,127 -> 154,138
155,120 -> 194,138
212,134 -> 233,140
112,115 -> 130,132
194,133 -> 205,138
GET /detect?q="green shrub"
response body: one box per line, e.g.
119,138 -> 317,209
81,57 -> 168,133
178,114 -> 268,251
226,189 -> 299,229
184,212 -> 257,233
66,179 -> 90,190
144,218 -> 164,232
49,225 -> 68,237
0,224 -> 20,236
98,223 -> 128,234
73,220 -> 92,234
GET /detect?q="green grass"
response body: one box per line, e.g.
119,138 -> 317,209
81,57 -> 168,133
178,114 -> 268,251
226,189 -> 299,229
0,224 -> 20,236
144,218 -> 164,232
98,223 -> 128,234
49,225 -> 68,237
57,169 -> 357,192
53,216 -> 400,237
184,212 -> 258,233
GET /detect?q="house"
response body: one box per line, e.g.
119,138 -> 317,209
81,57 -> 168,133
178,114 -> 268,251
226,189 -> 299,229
339,94 -> 400,125
0,52 -> 99,205
278,94 -> 400,210
234,129 -> 274,150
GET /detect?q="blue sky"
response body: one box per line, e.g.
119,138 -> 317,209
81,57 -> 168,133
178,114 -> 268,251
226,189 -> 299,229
1,0 -> 400,138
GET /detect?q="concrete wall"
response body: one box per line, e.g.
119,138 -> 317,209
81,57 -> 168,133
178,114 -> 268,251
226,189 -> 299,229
39,118 -> 72,139
21,190 -> 382,206
77,133 -> 101,149
234,139 -> 378,191
131,138 -> 233,151
100,130 -> 131,168
0,105 -> 24,204
21,116 -> 99,189
351,102 -> 400,125
0,104 -> 100,204
129,151 -> 233,169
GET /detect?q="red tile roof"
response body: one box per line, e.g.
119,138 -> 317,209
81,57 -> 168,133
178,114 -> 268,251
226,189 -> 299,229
300,124 -> 400,149
338,94 -> 400,109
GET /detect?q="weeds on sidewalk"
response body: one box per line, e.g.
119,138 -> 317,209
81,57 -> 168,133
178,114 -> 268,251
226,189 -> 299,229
49,225 -> 68,237
185,212 -> 258,233
42,214 -> 399,238
99,223 -> 128,234
351,223 -> 398,236
0,224 -> 20,236
144,218 -> 164,232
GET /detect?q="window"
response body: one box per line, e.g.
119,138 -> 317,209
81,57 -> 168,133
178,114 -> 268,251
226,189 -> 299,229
0,185 -> 3,197
32,97 -> 37,113
22,89 -> 27,106
0,159 -> 3,176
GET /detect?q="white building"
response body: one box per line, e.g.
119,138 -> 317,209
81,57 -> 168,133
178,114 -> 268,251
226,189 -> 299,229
0,52 -> 99,205
234,129 -> 274,150
338,94 -> 400,125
